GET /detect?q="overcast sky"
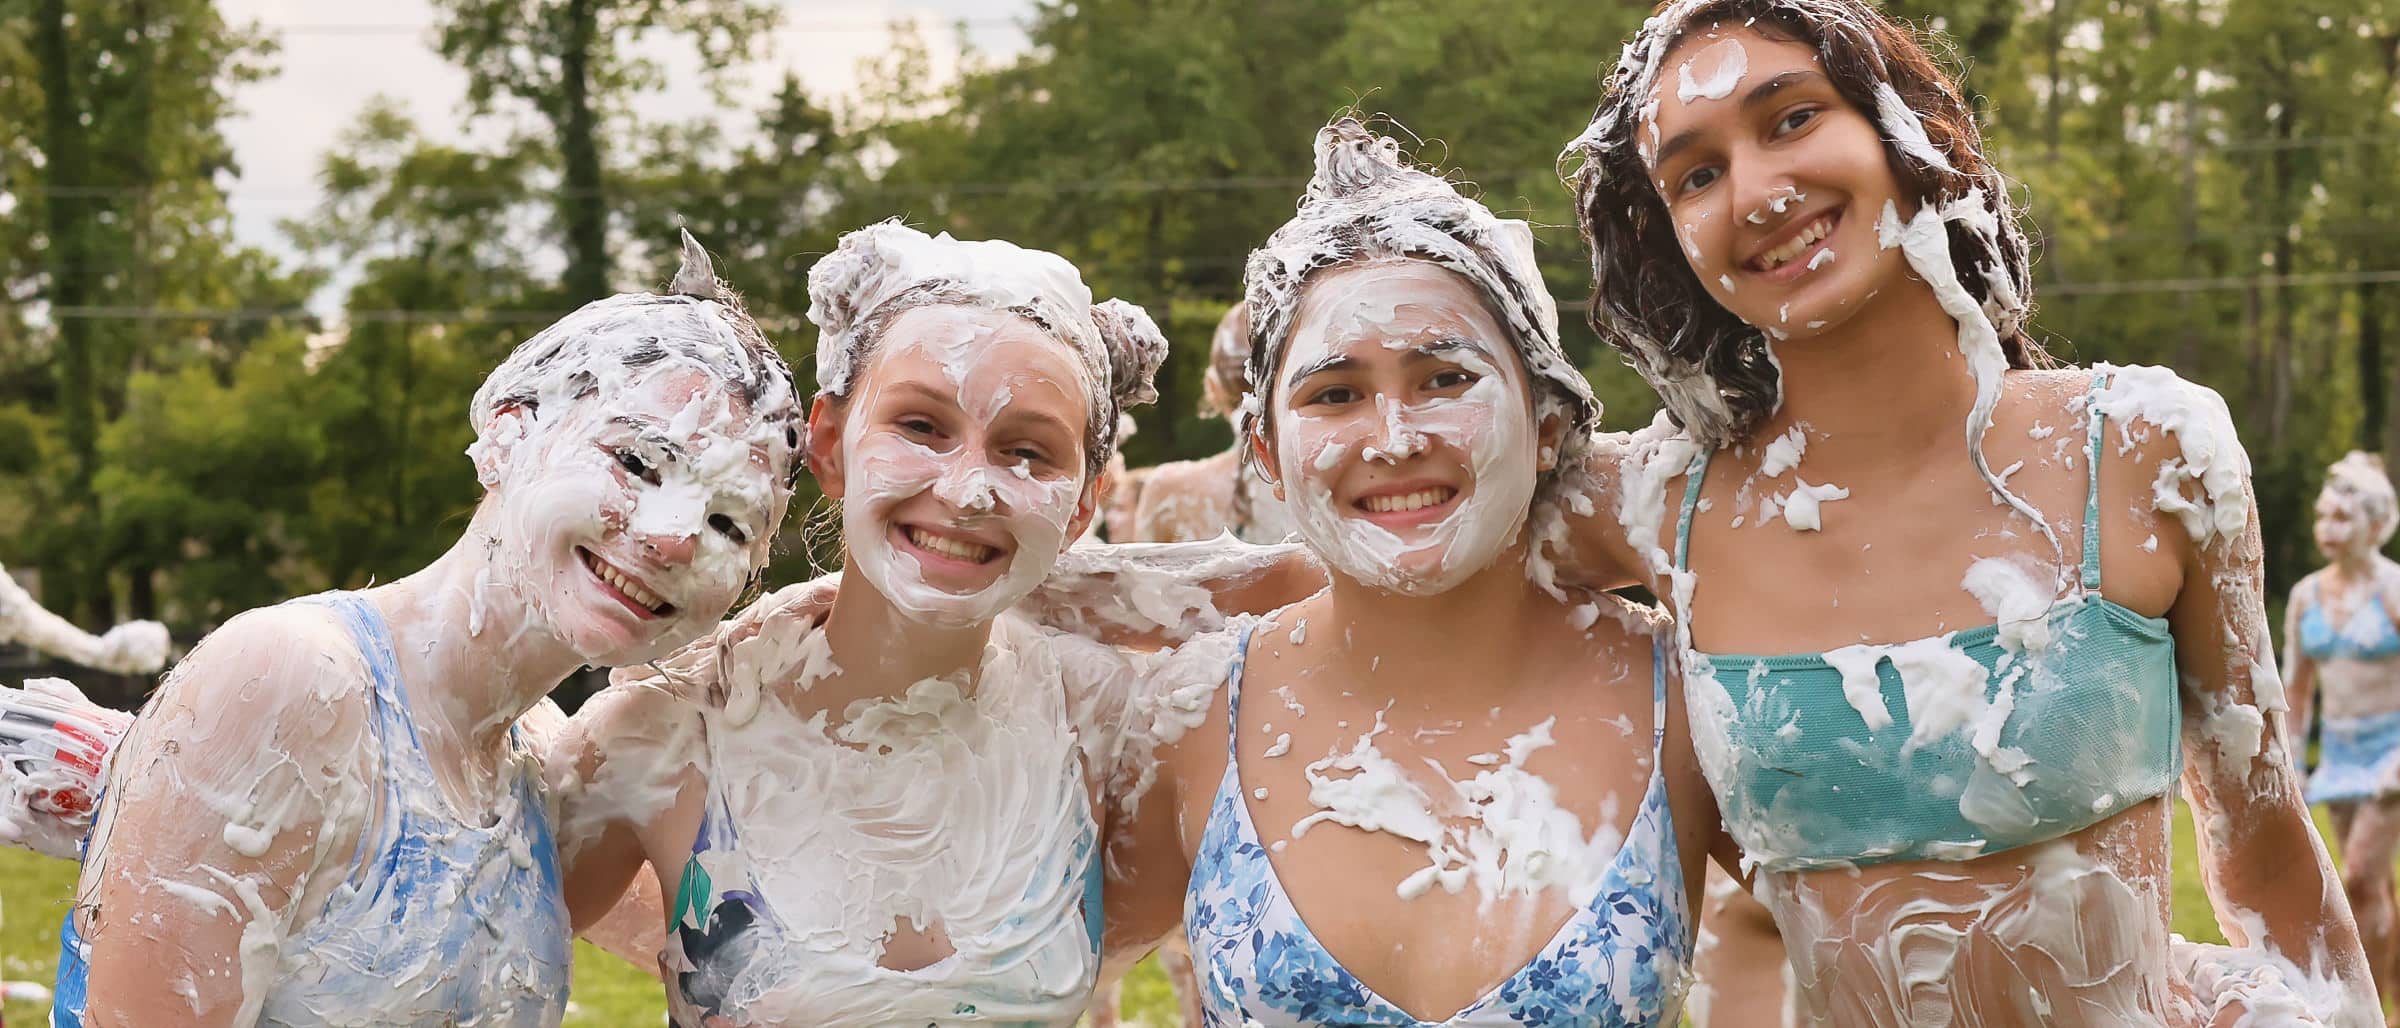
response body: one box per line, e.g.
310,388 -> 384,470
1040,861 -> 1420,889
214,0 -> 1032,311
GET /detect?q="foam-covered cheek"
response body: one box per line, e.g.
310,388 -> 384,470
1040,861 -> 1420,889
1274,344 -> 1537,596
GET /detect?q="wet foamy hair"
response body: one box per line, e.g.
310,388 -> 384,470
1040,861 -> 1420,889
1561,0 -> 2045,447
471,230 -> 805,484
2325,451 -> 2399,549
1203,301 -> 1252,419
806,220 -> 1168,477
1242,117 -> 1602,470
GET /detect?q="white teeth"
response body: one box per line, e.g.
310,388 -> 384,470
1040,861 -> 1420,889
906,527 -> 996,564
586,552 -> 666,612
1361,488 -> 1456,514
1757,214 -> 1835,270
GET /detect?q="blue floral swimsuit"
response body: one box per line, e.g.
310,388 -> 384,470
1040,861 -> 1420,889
1182,625 -> 1692,1027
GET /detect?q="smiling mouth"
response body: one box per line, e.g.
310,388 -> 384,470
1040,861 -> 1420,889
1355,486 -> 1459,515
902,525 -> 1001,565
578,546 -> 675,618
1747,209 -> 1841,274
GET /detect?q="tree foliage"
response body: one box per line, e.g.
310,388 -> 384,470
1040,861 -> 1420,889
3,0 -> 2395,643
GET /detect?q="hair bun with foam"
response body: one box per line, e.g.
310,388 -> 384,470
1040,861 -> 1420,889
1090,298 -> 1167,410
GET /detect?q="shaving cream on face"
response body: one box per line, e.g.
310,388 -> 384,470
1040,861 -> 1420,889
835,306 -> 1095,628
1267,261 -> 1541,596
481,366 -> 787,664
2313,452 -> 2398,561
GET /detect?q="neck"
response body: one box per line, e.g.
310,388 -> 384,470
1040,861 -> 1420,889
820,574 -> 995,698
365,515 -> 588,756
1318,541 -> 1546,705
2332,550 -> 2378,579
1750,275 -> 1980,465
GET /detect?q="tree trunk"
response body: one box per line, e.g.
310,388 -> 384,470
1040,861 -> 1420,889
558,0 -> 609,303
2267,105 -> 2296,452
2364,281 -> 2389,453
36,0 -> 101,624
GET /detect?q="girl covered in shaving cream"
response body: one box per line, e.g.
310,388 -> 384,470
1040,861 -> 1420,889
2288,452 -> 2400,1007
54,233 -> 804,1028
1103,117 -> 1731,1028
1559,1 -> 2374,1023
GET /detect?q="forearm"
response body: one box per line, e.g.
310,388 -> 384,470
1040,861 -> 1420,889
1034,540 -> 1316,644
1,592 -> 112,667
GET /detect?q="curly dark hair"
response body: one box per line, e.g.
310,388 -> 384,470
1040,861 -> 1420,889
1562,0 -> 2048,448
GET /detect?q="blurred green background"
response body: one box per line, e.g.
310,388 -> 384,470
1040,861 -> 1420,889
3,0 -> 2395,695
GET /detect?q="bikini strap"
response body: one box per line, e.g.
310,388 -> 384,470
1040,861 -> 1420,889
1672,449 -> 1713,573
1224,622 -> 1257,764
1650,636 -> 1671,753
304,590 -> 411,869
2081,372 -> 2110,592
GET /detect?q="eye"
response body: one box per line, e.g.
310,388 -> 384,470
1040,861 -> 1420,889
1775,107 -> 1819,135
1426,368 -> 1479,392
1006,444 -> 1050,465
1678,165 -> 1720,195
612,448 -> 660,485
899,416 -> 939,436
708,513 -> 749,545
1301,384 -> 1361,407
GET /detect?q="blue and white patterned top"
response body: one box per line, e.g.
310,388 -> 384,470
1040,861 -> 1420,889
55,590 -> 572,1028
1182,625 -> 1691,1027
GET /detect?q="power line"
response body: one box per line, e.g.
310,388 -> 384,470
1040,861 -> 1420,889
40,266 -> 2400,326
260,17 -> 1027,37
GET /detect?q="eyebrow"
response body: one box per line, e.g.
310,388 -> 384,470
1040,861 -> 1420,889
1652,69 -> 1830,171
994,405 -> 1080,443
607,416 -> 687,460
1284,352 -> 1354,391
1411,337 -> 1495,364
1283,337 -> 1492,390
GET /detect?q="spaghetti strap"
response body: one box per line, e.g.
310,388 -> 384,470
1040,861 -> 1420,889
1650,637 -> 1671,753
2081,372 -> 2110,591
1673,450 -> 1712,573
1225,623 -> 1257,765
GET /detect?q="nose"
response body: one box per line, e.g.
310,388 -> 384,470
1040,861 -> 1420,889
640,531 -> 698,566
933,456 -> 1001,513
1729,150 -> 1801,228
1365,396 -> 1429,465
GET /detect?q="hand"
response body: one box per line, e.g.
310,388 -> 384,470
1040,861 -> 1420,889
0,677 -> 136,860
93,620 -> 172,675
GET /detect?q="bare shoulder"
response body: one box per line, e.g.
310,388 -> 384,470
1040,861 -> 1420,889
2084,363 -> 2253,548
1141,451 -> 1237,496
1133,452 -> 1239,541
134,603 -> 372,769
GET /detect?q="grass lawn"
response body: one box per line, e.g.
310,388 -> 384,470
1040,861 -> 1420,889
0,800 -> 2341,1025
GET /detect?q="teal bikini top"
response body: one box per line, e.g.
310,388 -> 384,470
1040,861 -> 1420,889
1673,376 -> 2181,872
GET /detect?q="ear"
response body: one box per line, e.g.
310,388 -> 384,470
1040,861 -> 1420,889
471,402 -> 534,488
1246,427 -> 1286,502
806,395 -> 849,500
1065,478 -> 1101,543
1535,409 -> 1571,474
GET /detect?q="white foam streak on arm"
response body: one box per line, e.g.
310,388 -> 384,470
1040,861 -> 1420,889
0,567 -> 172,675
2167,475 -> 2377,1023
1024,539 -> 1318,644
2092,364 -> 2254,552
74,608 -> 368,1027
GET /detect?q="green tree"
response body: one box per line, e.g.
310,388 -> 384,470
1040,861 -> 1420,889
431,0 -> 779,304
